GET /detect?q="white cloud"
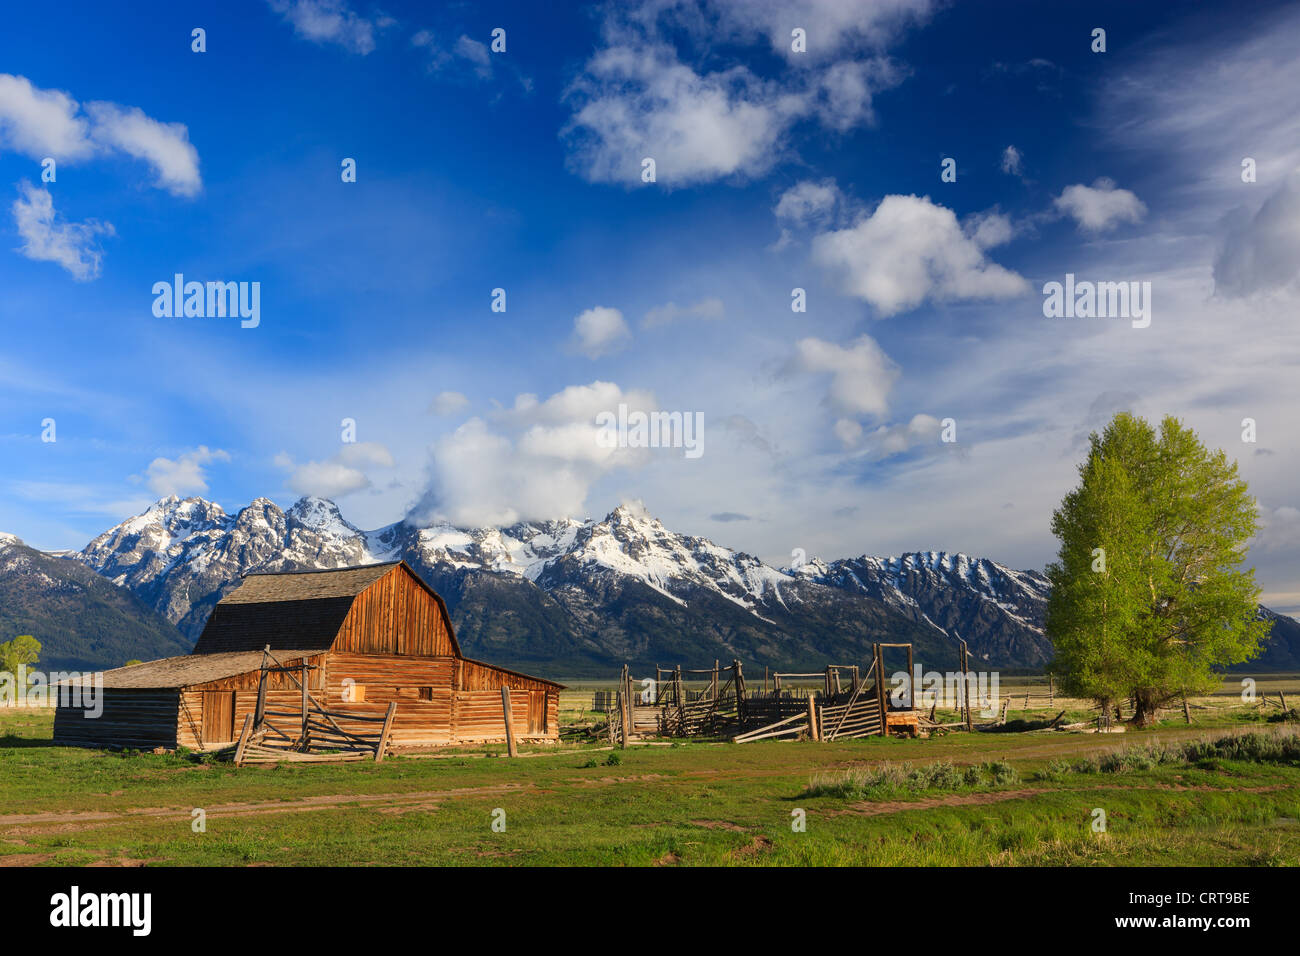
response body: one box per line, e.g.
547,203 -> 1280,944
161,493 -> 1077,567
85,102 -> 201,197
642,296 -> 724,328
142,446 -> 230,496
963,209 -> 1015,249
700,0 -> 934,61
774,179 -> 840,225
1213,172 -> 1300,298
811,194 -> 1029,315
1053,178 -> 1147,232
454,35 -> 492,77
276,441 -> 395,498
856,413 -> 943,458
429,390 -> 470,416
570,305 -> 631,358
561,1 -> 919,186
267,0 -> 387,54
0,74 -> 201,196
0,73 -> 93,159
787,334 -> 899,419
410,381 -> 659,526
11,181 -> 114,280
1000,144 -> 1022,176
564,46 -> 801,186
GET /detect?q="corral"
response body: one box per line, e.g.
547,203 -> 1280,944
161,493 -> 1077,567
52,562 -> 563,756
604,642 -> 984,746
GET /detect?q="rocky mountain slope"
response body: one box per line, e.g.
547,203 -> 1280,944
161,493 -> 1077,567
0,534 -> 189,672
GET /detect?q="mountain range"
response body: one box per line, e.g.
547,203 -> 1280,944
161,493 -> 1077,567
2,496 -> 1296,675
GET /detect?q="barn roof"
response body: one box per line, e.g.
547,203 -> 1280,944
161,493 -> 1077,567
220,562 -> 400,603
66,650 -> 322,689
191,560 -> 462,657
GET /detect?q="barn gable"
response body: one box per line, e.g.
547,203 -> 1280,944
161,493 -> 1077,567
192,562 -> 462,658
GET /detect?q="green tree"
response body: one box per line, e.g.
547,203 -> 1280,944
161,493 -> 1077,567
1046,413 -> 1268,726
0,635 -> 42,678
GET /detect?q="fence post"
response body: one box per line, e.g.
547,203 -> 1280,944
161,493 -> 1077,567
807,694 -> 820,742
501,686 -> 518,757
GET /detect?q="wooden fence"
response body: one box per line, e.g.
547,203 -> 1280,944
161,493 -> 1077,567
232,647 -> 398,765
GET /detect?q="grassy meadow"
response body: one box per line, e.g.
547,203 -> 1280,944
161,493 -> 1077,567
1,678 -> 1298,867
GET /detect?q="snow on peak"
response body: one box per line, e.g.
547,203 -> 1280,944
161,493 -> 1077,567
288,496 -> 359,537
0,532 -> 23,550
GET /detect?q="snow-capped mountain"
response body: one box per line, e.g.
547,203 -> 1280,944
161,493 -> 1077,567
70,496 -> 950,670
66,495 -> 1300,674
796,551 -> 1053,666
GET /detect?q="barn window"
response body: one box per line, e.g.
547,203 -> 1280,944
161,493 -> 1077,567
418,687 -> 433,701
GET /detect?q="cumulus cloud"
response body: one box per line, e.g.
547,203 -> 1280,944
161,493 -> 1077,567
811,194 -> 1029,315
561,1 -> 921,186
1053,178 -> 1147,232
787,334 -> 899,419
962,209 -> 1016,249
642,296 -> 724,328
1213,173 -> 1300,298
142,446 -> 230,497
409,381 -> 659,526
12,181 -> 114,280
570,306 -> 631,358
0,74 -> 201,196
429,390 -> 470,416
85,102 -> 201,197
774,179 -> 841,226
564,46 -> 801,186
267,0 -> 389,54
276,441 -> 395,498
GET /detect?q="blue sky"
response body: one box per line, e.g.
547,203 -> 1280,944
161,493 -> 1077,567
2,0 -> 1299,612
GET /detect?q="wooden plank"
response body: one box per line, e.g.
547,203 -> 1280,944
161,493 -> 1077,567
374,702 -> 398,763
233,713 -> 254,766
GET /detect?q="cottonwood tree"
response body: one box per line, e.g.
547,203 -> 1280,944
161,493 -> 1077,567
0,635 -> 41,677
1046,413 -> 1268,726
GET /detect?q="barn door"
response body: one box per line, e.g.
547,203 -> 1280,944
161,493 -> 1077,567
527,691 -> 545,735
201,691 -> 236,743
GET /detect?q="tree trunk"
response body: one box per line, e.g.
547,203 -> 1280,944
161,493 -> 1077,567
1131,691 -> 1161,727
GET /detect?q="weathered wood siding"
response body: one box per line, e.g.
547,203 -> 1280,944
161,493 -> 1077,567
332,567 -> 457,657
53,690 -> 180,749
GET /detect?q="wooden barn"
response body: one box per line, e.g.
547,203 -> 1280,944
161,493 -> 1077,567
53,561 -> 562,753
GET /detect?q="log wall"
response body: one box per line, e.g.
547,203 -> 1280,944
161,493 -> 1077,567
53,690 -> 181,749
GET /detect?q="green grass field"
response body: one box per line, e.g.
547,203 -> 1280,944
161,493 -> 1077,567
2,694 -> 1298,867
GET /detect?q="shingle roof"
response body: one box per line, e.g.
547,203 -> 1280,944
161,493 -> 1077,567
65,650 -> 322,689
221,562 -> 400,603
190,562 -> 405,655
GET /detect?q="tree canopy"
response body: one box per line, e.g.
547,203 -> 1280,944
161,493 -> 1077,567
1045,413 -> 1269,725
